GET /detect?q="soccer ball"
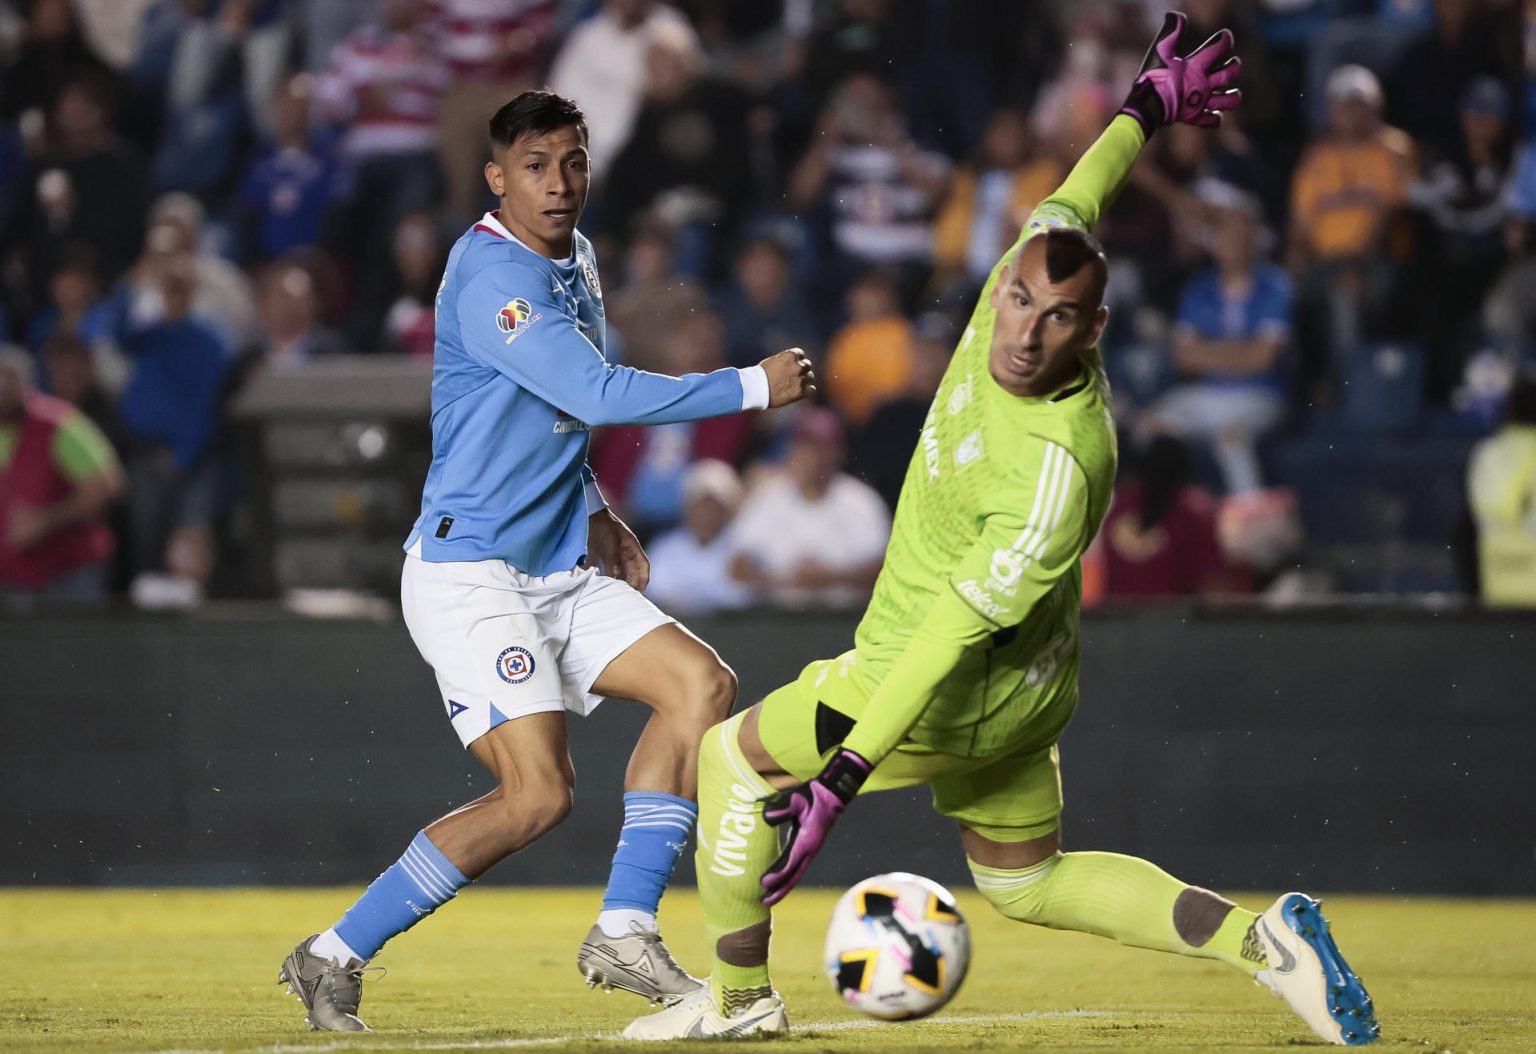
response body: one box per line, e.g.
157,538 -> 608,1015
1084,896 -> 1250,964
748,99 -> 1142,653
824,872 -> 970,1020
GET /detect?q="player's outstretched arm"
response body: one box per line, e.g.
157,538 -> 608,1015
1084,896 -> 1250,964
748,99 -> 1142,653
458,265 -> 814,426
1029,12 -> 1242,234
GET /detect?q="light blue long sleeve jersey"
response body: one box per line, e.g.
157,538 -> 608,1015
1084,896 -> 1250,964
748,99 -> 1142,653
405,211 -> 768,574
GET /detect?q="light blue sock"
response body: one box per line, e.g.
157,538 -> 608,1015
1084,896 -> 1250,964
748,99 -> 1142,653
331,830 -> 469,961
601,791 -> 698,914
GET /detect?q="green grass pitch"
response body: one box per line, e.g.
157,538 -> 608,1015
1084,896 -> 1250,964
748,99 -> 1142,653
1,888 -> 1532,1052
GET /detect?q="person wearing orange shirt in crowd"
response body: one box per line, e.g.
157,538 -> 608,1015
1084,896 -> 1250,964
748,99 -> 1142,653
1287,64 -> 1417,404
0,345 -> 123,601
823,269 -> 913,428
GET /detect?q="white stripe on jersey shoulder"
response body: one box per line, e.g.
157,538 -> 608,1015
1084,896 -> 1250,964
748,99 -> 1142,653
1008,440 -> 1079,567
476,212 -> 576,265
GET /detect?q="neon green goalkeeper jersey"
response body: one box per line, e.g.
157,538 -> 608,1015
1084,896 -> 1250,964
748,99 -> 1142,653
841,116 -> 1147,764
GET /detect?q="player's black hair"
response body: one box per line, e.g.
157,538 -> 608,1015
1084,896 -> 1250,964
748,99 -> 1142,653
1042,227 -> 1108,301
488,90 -> 587,152
1137,434 -> 1190,531
1506,374 -> 1536,426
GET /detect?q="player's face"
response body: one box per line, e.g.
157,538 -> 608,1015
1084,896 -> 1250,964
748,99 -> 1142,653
987,237 -> 1107,398
486,125 -> 590,258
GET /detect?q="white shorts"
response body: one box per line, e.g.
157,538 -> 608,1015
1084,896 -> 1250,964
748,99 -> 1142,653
401,547 -> 674,748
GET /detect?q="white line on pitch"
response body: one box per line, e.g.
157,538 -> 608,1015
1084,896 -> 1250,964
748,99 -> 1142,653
132,1010 -> 1113,1054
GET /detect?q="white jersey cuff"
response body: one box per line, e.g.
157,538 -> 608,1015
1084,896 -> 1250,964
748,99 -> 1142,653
738,365 -> 770,411
584,479 -> 608,515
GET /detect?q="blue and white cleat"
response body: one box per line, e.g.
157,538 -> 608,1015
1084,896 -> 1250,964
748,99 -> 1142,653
1255,892 -> 1380,1046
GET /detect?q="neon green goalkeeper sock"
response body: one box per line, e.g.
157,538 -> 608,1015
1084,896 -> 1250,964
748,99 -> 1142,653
695,714 -> 781,1013
969,852 -> 1265,976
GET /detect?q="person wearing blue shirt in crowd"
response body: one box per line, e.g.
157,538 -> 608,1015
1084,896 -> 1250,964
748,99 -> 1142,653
1143,184 -> 1291,494
278,90 -> 815,1034
116,255 -> 232,579
238,73 -> 337,262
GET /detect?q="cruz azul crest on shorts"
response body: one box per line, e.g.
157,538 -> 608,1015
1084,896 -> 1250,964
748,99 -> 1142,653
495,298 -> 542,345
496,645 -> 536,684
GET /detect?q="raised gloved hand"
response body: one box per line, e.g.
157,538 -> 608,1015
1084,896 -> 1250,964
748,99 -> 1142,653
760,747 -> 873,906
1118,11 -> 1242,135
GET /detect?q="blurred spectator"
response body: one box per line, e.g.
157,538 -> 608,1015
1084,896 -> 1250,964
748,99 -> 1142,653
605,222 -> 710,371
714,235 -> 818,370
728,407 -> 890,609
848,310 -> 952,511
1384,0 -> 1522,164
427,0 -> 559,224
71,0 -> 158,73
24,246 -> 115,353
1466,374 -> 1536,606
117,256 -> 231,594
0,0 -> 114,123
1484,135 -> 1536,354
317,0 -> 448,344
148,0 -> 294,195
0,343 -> 123,601
1410,76 -> 1517,400
238,73 -> 337,263
383,212 -> 444,357
787,72 -> 951,305
549,0 -> 698,182
602,22 -> 753,262
1099,436 -> 1242,601
125,193 -> 258,347
590,311 -> 751,535
795,0 -> 914,113
931,107 -> 1059,303
240,258 -> 347,376
1288,64 -> 1416,404
644,458 -> 754,614
9,72 -> 151,287
1142,187 -> 1290,495
40,332 -> 119,444
824,268 -> 913,428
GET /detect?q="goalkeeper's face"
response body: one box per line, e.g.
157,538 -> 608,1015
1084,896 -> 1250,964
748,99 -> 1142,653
987,235 -> 1107,398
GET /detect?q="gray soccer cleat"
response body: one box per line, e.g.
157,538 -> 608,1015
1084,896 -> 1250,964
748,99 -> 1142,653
278,935 -> 371,1032
577,923 -> 704,1006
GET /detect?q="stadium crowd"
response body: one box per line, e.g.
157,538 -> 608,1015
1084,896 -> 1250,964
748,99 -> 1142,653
1,0 -> 1534,609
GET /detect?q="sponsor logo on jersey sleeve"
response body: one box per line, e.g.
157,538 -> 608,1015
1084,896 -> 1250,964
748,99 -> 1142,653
495,298 -> 543,345
956,579 -> 1009,621
496,645 -> 537,684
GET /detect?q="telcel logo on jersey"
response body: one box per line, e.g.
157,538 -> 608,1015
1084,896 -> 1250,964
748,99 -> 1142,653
496,298 -> 543,345
956,579 -> 1008,620
496,645 -> 536,684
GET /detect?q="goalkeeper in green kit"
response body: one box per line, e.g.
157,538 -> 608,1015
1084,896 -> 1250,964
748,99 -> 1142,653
625,14 -> 1378,1047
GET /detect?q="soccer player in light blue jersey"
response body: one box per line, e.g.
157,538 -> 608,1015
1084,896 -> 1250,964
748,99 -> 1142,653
279,90 -> 815,1032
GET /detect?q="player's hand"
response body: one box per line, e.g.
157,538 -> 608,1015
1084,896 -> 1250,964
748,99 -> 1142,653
760,747 -> 873,906
587,507 -> 650,591
760,348 -> 816,408
1118,12 -> 1242,135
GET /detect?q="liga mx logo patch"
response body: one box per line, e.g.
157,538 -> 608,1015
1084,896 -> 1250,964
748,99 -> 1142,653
496,645 -> 536,685
495,298 -> 543,345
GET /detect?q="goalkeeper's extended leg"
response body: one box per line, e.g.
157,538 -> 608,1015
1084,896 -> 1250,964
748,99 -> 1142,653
966,828 -> 1378,1045
622,710 -> 788,1040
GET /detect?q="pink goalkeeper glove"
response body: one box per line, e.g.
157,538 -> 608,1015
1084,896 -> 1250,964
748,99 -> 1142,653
760,747 -> 872,907
1118,11 -> 1243,135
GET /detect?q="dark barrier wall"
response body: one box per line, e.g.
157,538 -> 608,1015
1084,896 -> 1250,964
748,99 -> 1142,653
4,608 -> 1533,893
